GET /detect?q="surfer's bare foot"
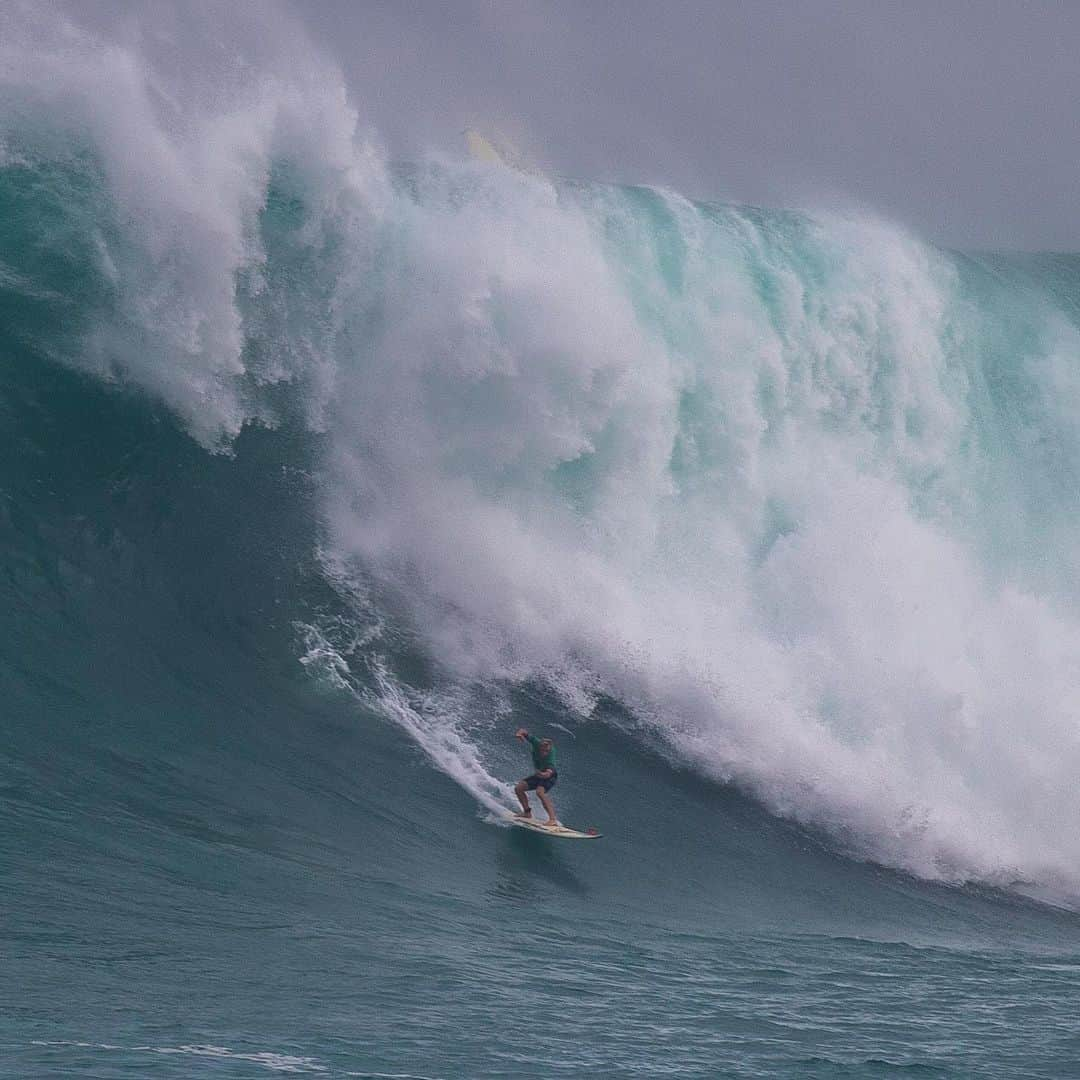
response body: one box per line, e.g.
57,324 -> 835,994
514,809 -> 532,818
544,819 -> 559,827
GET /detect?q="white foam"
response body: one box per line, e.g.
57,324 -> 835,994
315,167 -> 1080,890
0,1 -> 376,446
31,1041 -> 326,1073
299,621 -> 513,817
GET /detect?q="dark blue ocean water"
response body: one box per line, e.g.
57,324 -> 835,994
6,15 -> 1080,1074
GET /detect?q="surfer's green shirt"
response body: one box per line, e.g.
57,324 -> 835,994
527,734 -> 557,771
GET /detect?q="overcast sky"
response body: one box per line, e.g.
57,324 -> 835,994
297,0 -> 1080,252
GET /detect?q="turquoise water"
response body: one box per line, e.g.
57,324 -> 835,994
7,11 -> 1080,1077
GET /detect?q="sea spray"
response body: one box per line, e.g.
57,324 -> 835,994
315,166 -> 1080,889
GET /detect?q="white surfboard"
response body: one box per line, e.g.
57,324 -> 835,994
507,813 -> 602,839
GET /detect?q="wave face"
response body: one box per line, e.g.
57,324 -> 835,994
7,7 -> 1080,1077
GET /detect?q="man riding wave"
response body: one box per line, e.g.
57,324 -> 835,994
514,728 -> 559,826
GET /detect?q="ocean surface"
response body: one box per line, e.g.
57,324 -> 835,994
5,9 -> 1080,1078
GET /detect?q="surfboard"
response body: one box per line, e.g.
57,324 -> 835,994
507,813 -> 602,839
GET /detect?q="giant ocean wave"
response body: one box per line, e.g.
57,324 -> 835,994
5,3 -> 1080,904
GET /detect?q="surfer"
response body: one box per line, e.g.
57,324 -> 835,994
513,728 -> 559,826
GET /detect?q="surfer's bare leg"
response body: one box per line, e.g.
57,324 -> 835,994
537,788 -> 558,825
514,780 -> 532,816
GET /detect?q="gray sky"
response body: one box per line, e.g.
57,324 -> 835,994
299,0 -> 1080,252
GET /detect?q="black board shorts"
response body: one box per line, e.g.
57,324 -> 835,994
524,770 -> 558,792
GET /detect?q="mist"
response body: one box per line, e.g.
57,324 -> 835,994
301,0 -> 1080,253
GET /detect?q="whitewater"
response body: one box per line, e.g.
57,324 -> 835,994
5,6 -> 1080,1078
